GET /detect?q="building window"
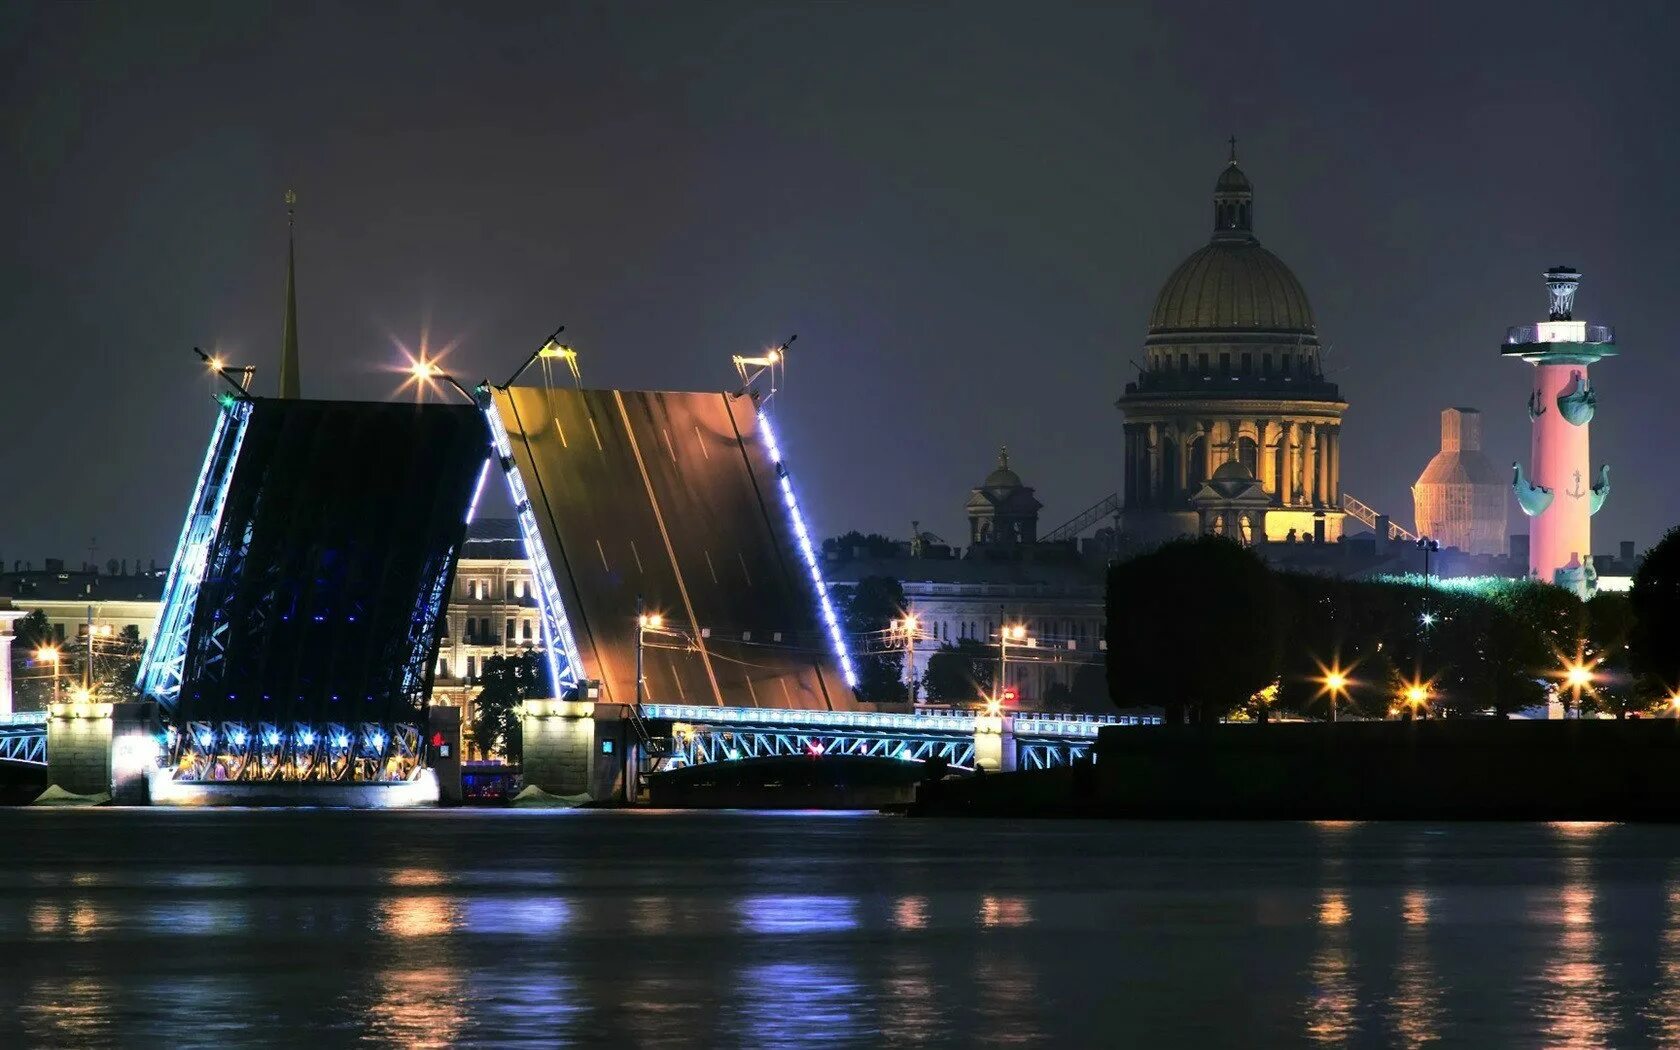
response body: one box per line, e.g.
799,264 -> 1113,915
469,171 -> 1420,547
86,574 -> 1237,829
1197,353 -> 1209,374
1263,353 -> 1272,375
506,618 -> 516,642
479,617 -> 492,643
465,620 -> 477,643
1241,353 -> 1252,374
523,620 -> 533,642
514,580 -> 527,599
1179,353 -> 1190,373
438,658 -> 449,678
1219,352 -> 1231,374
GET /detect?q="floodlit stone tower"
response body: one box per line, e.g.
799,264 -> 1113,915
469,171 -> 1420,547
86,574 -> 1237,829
1412,408 -> 1506,555
1503,267 -> 1615,590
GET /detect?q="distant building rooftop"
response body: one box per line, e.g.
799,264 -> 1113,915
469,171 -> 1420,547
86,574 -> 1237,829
461,518 -> 524,560
2,570 -> 165,604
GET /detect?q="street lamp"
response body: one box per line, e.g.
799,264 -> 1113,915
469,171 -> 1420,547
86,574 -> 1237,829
997,619 -> 1027,708
891,614 -> 921,703
36,646 -> 60,705
634,598 -> 664,707
1416,536 -> 1441,579
1316,662 -> 1352,723
1399,678 -> 1432,719
1561,659 -> 1595,716
407,357 -> 479,404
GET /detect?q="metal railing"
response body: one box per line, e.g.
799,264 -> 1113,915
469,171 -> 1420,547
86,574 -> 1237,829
1341,493 -> 1416,542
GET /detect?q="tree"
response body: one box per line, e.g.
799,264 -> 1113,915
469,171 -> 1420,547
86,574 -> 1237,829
822,531 -> 901,561
922,639 -> 994,703
1106,537 -> 1280,723
1583,591 -> 1645,717
9,610 -> 54,710
470,651 -> 547,761
1631,527 -> 1680,694
837,575 -> 907,702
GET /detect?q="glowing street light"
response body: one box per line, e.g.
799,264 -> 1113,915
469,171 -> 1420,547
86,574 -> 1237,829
1419,611 -> 1437,628
635,598 -> 664,707
1315,659 -> 1354,722
892,614 -> 922,702
996,619 -> 1029,708
36,645 -> 61,705
1399,677 -> 1432,719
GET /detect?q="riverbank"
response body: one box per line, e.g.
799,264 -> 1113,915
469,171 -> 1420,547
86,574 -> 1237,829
914,720 -> 1680,820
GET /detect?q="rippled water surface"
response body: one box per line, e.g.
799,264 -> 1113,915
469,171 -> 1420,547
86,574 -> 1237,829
2,811 -> 1679,1046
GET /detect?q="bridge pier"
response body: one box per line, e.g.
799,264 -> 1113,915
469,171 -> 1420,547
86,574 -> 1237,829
521,699 -> 628,801
46,700 -> 159,803
428,704 -> 463,805
974,712 -> 1017,773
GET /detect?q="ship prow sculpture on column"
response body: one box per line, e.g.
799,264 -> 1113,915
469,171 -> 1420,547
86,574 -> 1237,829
1502,267 -> 1616,596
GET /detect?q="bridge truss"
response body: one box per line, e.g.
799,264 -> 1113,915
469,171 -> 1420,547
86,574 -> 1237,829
0,713 -> 47,766
641,704 -> 1137,774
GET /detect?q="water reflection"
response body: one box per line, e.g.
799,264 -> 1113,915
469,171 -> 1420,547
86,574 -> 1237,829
979,895 -> 1032,928
739,895 -> 858,935
880,956 -> 938,1045
975,955 -> 1042,1044
21,976 -> 108,1043
365,966 -> 465,1047
1389,889 -> 1440,1048
1306,887 -> 1357,1044
1539,842 -> 1611,1047
1647,878 -> 1680,1043
461,895 -> 568,936
377,895 -> 458,938
736,962 -> 865,1048
893,895 -> 928,931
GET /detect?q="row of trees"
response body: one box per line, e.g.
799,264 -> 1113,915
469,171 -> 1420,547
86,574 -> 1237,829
1105,532 -> 1677,724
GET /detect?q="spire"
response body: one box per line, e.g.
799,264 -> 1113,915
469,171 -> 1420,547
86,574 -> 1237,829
1212,140 -> 1254,241
998,445 -> 1009,471
279,190 -> 301,399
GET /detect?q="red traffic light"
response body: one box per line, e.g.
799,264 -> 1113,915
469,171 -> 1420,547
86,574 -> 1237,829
1001,688 -> 1018,705
430,731 -> 446,748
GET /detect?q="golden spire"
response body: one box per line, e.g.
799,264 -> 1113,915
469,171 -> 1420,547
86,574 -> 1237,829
279,190 -> 301,399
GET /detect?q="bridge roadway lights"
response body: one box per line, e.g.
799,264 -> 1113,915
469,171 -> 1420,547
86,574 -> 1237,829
973,713 -> 1018,773
521,698 -> 629,801
46,700 -> 159,804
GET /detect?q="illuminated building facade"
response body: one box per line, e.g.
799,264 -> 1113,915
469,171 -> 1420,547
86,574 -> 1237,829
1505,267 -> 1615,591
1118,145 -> 1347,545
1411,408 -> 1506,555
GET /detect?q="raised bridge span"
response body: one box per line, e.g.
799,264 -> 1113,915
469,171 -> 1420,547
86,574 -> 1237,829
21,367 -> 1135,803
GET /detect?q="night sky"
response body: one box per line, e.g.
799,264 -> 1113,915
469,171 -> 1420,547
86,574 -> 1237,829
5,2 -> 1677,567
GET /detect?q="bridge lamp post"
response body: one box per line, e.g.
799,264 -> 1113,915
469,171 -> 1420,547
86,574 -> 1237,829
891,615 -> 921,703
1401,682 -> 1431,720
635,609 -> 664,706
35,646 -> 60,705
1562,660 -> 1595,718
408,359 -> 479,405
997,622 -> 1027,708
1315,662 -> 1352,723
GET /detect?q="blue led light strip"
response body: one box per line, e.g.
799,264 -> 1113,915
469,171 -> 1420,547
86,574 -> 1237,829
756,411 -> 860,690
137,400 -> 253,709
484,403 -> 583,692
464,457 -> 491,525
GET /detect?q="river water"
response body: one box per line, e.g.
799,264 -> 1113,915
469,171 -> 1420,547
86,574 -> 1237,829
1,811 -> 1677,1047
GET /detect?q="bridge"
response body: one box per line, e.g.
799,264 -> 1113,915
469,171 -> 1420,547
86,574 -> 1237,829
19,353 -> 1135,805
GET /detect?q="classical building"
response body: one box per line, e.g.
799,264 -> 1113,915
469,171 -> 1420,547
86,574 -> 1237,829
827,450 -> 1110,711
1412,408 -> 1506,555
430,519 -> 540,745
966,448 -> 1042,546
1118,145 -> 1347,545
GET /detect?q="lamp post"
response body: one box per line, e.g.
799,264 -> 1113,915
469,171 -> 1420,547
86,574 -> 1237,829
1323,670 -> 1348,723
409,359 -> 480,405
634,597 -> 663,707
1562,660 -> 1594,719
36,646 -> 60,705
997,616 -> 1027,708
891,614 -> 921,703
1415,536 -> 1441,579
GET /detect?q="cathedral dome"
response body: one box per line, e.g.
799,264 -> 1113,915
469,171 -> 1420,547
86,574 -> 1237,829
1147,241 -> 1316,336
1146,146 -> 1317,340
